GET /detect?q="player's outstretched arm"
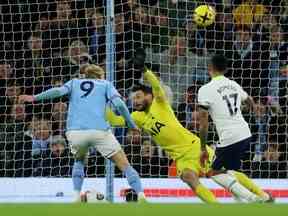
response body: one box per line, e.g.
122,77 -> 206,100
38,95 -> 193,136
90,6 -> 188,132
133,48 -> 166,102
19,81 -> 72,103
143,69 -> 166,102
244,95 -> 282,116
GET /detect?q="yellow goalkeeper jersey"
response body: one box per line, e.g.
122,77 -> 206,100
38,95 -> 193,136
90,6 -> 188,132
107,69 -> 199,160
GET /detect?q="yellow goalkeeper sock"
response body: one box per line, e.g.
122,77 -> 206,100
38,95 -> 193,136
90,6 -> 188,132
195,184 -> 218,204
231,171 -> 269,199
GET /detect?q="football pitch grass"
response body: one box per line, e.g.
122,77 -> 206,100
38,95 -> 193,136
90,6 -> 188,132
0,204 -> 287,216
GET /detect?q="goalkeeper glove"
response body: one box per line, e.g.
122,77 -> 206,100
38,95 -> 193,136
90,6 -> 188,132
133,47 -> 146,73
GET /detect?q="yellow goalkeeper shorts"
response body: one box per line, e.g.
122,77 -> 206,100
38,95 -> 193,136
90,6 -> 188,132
175,141 -> 214,177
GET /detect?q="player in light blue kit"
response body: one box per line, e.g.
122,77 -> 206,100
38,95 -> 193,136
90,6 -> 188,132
19,65 -> 146,202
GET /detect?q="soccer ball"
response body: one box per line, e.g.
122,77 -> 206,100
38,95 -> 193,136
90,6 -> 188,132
193,5 -> 216,27
80,190 -> 105,203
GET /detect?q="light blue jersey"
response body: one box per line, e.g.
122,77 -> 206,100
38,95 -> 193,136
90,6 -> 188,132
34,78 -> 136,131
64,79 -> 120,130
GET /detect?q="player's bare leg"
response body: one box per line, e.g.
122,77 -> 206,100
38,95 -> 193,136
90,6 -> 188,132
71,145 -> 88,202
110,150 -> 146,202
180,168 -> 218,203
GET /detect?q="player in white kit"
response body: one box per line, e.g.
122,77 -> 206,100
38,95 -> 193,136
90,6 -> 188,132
198,54 -> 253,171
198,54 -> 274,203
19,65 -> 146,202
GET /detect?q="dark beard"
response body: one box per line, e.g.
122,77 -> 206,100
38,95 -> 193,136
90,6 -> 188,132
138,106 -> 146,112
136,100 -> 149,112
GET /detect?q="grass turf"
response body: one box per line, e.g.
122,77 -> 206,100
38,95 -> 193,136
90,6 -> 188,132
0,204 -> 287,216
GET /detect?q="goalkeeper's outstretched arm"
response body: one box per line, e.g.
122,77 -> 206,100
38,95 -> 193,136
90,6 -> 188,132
143,68 -> 166,102
133,47 -> 166,102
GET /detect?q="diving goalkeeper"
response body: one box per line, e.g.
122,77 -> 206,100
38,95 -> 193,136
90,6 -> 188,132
107,48 -> 272,203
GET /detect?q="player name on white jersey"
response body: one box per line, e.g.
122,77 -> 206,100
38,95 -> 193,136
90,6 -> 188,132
216,85 -> 237,94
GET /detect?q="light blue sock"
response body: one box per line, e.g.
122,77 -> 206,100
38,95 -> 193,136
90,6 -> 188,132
72,160 -> 85,192
124,166 -> 143,194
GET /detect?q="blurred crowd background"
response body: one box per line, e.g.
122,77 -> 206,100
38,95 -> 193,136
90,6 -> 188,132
0,0 -> 287,178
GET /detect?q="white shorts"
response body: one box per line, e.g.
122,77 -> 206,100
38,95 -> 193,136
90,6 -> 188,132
66,130 -> 122,158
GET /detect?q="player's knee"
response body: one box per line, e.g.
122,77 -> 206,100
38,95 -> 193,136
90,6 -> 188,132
71,144 -> 88,160
180,169 -> 199,188
110,150 -> 130,171
181,171 -> 193,182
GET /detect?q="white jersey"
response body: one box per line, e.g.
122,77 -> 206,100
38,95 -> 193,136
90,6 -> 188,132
198,76 -> 251,147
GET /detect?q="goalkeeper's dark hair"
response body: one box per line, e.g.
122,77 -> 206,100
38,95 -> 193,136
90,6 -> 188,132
210,54 -> 228,73
132,84 -> 153,95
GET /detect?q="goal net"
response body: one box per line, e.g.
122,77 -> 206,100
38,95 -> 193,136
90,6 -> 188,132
0,0 -> 287,201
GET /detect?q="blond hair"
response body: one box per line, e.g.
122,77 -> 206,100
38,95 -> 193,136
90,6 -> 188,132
84,64 -> 105,79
